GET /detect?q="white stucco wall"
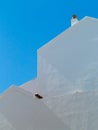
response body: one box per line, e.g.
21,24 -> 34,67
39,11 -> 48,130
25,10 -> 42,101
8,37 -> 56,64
37,17 -> 98,96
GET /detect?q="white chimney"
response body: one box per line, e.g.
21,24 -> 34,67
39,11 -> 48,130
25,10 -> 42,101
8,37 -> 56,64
71,15 -> 79,26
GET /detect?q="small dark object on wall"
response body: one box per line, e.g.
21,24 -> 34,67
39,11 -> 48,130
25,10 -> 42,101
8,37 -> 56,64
35,93 -> 43,99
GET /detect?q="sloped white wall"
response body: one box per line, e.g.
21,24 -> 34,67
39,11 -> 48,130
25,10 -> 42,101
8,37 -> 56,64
37,17 -> 98,96
0,87 -> 66,130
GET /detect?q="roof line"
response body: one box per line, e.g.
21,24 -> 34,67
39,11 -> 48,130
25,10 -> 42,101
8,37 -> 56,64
81,16 -> 98,22
37,16 -> 98,51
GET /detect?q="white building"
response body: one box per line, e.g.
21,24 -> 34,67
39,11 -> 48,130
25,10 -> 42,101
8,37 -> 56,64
21,16 -> 98,96
1,16 -> 98,130
20,16 -> 98,130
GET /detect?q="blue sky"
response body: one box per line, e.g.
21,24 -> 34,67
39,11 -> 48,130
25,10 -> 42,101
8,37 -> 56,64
0,0 -> 98,93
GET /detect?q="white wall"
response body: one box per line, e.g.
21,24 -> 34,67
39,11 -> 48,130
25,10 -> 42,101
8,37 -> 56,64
0,87 -> 66,130
37,17 -> 98,96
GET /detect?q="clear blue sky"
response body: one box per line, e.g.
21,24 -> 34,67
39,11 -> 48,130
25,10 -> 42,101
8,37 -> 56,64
0,0 -> 98,93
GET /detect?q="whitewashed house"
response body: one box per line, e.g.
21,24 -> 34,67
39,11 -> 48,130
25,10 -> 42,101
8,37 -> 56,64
1,16 -> 98,130
20,16 -> 98,130
21,16 -> 98,96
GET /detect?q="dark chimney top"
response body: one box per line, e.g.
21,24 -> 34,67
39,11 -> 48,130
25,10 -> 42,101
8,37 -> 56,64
72,14 -> 78,19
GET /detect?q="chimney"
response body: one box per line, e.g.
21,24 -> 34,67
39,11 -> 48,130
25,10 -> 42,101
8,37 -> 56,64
71,15 -> 79,26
